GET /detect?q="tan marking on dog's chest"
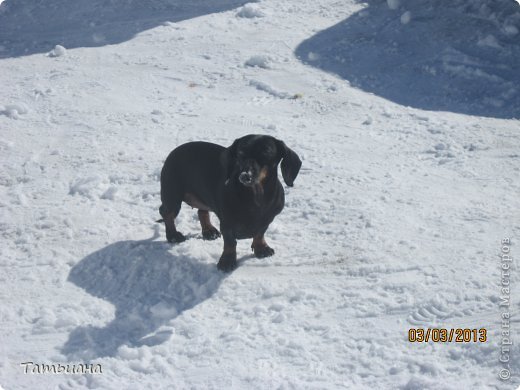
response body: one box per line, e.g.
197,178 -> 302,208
258,167 -> 268,183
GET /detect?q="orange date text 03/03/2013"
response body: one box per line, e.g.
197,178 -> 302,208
408,328 -> 487,343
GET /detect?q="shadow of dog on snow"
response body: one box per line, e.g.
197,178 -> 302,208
62,236 -> 225,360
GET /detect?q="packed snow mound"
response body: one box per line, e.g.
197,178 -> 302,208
0,0 -> 250,58
296,0 -> 520,118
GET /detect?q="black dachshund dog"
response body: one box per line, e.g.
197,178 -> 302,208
158,134 -> 302,271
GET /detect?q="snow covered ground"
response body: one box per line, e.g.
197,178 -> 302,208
1,0 -> 519,389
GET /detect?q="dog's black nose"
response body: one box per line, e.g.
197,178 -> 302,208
239,171 -> 253,185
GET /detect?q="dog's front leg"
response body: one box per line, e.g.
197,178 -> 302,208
251,230 -> 275,258
217,228 -> 237,272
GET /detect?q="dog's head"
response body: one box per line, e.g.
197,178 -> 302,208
221,135 -> 302,201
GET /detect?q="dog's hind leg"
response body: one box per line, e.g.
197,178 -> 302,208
159,203 -> 186,243
198,210 -> 221,240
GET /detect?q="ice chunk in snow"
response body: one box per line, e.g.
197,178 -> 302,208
245,55 -> 271,69
400,11 -> 411,24
307,52 -> 320,61
47,45 -> 67,57
237,4 -> 264,18
249,79 -> 293,99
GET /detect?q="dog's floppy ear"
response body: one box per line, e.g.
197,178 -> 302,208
220,139 -> 239,181
277,140 -> 302,187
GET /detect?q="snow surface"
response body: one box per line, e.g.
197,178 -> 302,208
0,0 -> 520,389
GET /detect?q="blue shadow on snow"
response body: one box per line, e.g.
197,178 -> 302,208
295,0 -> 520,119
62,237 -> 225,360
0,0 -> 249,58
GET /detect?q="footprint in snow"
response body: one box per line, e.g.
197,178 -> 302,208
408,301 -> 452,326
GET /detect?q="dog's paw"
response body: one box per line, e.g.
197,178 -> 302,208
253,245 -> 275,258
217,254 -> 237,272
202,228 -> 221,241
166,231 -> 186,243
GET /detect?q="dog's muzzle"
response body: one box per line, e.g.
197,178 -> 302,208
239,171 -> 254,186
